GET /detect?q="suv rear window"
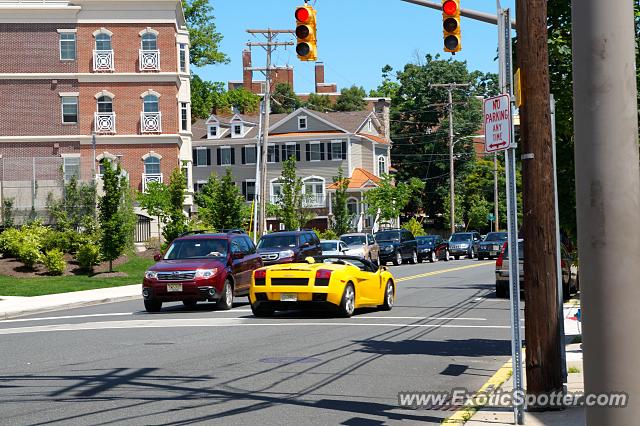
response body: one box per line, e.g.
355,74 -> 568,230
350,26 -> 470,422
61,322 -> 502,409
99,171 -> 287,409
450,233 -> 473,242
257,234 -> 298,249
375,231 -> 400,242
164,238 -> 227,260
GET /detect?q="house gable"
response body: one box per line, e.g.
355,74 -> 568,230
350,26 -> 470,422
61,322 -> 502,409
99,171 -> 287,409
270,108 -> 348,135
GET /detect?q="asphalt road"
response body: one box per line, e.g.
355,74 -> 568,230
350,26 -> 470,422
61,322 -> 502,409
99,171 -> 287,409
0,258 -> 516,426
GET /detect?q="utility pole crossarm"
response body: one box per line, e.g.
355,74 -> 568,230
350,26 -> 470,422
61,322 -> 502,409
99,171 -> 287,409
246,42 -> 294,47
246,29 -> 295,34
399,0 -> 516,28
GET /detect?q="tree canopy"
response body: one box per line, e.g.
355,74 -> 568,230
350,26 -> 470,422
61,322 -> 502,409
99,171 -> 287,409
182,0 -> 228,67
335,85 -> 367,111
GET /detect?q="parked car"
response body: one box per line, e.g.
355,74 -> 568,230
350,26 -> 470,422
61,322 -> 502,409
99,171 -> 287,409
320,240 -> 349,256
142,231 -> 262,312
375,229 -> 418,266
448,231 -> 482,259
250,255 -> 396,317
416,235 -> 449,262
340,233 -> 380,263
478,232 -> 508,260
495,240 -> 579,299
256,230 -> 322,265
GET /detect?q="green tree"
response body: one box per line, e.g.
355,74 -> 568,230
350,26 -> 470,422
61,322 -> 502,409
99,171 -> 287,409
335,85 -> 367,111
2,198 -> 15,228
195,169 -> 246,231
162,168 -> 189,244
226,88 -> 260,114
47,176 -> 97,232
331,167 -> 351,235
466,194 -> 491,231
402,217 -> 426,237
273,157 -> 306,230
370,65 -> 400,99
271,83 -> 301,114
98,160 -> 135,272
305,93 -> 333,113
441,192 -> 464,230
363,175 -> 425,223
182,0 -> 228,67
137,181 -> 170,245
191,77 -> 260,119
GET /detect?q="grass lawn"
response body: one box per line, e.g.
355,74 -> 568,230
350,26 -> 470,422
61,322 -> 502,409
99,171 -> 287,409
0,256 -> 154,297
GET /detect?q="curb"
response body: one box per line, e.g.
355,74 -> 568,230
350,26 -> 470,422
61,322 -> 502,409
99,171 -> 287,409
442,360 -> 513,425
0,294 -> 141,321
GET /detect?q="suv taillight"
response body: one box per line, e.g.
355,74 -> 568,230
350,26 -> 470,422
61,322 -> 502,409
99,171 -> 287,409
254,269 -> 266,286
496,242 -> 508,268
315,269 -> 332,286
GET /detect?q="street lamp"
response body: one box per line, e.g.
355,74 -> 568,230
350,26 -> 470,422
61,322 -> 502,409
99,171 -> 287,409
449,134 -> 484,234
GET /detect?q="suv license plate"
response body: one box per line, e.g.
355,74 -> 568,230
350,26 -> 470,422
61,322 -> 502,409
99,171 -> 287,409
167,284 -> 182,292
280,293 -> 297,302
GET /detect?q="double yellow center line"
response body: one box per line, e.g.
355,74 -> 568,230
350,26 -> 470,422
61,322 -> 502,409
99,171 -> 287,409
396,262 -> 493,283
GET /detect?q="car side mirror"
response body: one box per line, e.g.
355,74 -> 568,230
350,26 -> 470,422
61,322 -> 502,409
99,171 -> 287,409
153,253 -> 162,262
302,242 -> 311,248
379,265 -> 388,272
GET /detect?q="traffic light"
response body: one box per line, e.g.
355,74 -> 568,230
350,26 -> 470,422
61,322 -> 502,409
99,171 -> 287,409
442,0 -> 461,53
295,4 -> 317,61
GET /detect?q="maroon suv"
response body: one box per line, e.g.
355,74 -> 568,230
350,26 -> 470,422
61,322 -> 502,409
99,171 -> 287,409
142,231 -> 262,312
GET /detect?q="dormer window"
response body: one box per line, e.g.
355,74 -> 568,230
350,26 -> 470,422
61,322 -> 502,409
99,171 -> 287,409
208,125 -> 219,139
298,116 -> 307,130
232,123 -> 243,138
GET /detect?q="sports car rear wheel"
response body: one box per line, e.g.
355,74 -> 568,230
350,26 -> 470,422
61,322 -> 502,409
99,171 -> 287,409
338,283 -> 356,318
379,280 -> 394,311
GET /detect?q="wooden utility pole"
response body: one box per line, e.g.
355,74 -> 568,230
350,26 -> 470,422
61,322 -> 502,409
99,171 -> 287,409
515,0 -> 563,402
246,29 -> 294,237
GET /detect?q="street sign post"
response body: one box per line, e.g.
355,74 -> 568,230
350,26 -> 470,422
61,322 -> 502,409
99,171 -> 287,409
483,93 -> 512,153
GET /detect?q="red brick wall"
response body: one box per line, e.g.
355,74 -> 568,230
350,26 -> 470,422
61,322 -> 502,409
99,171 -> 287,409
0,23 -> 78,74
80,82 -> 179,135
77,23 -> 178,74
80,143 -> 180,191
0,80 -> 80,136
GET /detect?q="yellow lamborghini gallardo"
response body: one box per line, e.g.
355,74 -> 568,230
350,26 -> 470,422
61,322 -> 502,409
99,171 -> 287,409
249,255 -> 396,317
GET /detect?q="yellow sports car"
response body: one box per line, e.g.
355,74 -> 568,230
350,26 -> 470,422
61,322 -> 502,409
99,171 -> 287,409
249,255 -> 396,317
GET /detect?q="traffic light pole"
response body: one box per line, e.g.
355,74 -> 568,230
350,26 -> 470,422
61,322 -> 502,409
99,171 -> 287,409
246,29 -> 294,238
572,0 -> 640,424
399,0 -> 516,28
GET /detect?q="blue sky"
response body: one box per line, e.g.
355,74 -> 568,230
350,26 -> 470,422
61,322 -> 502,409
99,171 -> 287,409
196,0 -> 517,94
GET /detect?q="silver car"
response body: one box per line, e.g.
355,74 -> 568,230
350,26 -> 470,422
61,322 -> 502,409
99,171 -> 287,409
340,233 -> 380,263
320,240 -> 349,256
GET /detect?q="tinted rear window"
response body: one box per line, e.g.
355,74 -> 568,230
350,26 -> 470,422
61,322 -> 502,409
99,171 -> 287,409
450,233 -> 472,242
257,235 -> 298,249
485,232 -> 508,241
376,231 -> 400,242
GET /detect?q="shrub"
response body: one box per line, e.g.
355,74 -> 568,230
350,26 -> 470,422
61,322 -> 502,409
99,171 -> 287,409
144,237 -> 161,251
76,244 -> 101,271
42,249 -> 66,275
314,228 -> 339,240
0,228 -> 23,257
402,217 -> 426,237
18,239 -> 42,268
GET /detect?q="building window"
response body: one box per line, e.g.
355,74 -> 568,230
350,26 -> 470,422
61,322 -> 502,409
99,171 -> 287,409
59,33 -> 76,60
61,96 -> 78,124
218,147 -> 234,166
378,155 -> 387,175
271,180 -> 283,203
194,147 -> 209,167
143,94 -> 159,113
347,198 -> 359,216
179,43 -> 187,73
329,141 -> 346,160
242,180 -> 256,201
307,142 -> 322,161
181,163 -> 189,189
233,124 -> 242,136
194,181 -> 206,193
282,143 -> 297,161
303,177 -> 325,206
97,95 -> 113,113
63,156 -> 80,181
180,102 -> 189,131
208,125 -> 218,138
267,145 -> 278,163
298,116 -> 307,130
141,33 -> 157,50
144,157 -> 161,175
243,146 -> 257,165
95,33 -> 112,51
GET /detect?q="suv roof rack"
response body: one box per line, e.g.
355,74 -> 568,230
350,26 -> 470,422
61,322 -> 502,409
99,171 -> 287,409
222,229 -> 246,235
177,230 -> 210,237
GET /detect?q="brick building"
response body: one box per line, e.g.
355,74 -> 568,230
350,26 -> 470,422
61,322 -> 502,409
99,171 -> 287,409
0,0 -> 192,225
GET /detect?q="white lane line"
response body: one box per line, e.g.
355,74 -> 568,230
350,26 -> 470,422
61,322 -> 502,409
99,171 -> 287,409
351,317 -> 487,321
0,318 -> 512,335
0,309 -> 253,324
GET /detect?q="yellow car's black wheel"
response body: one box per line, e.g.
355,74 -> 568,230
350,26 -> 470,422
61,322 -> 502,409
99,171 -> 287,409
337,283 -> 356,318
379,280 -> 394,311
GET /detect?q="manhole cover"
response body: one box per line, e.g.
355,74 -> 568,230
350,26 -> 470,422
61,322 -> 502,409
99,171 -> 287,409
259,357 -> 321,364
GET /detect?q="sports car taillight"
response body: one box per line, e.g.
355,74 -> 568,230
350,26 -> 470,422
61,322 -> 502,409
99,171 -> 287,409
315,269 -> 332,286
254,269 -> 266,286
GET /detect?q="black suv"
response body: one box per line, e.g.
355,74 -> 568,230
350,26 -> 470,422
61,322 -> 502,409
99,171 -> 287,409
375,229 -> 418,266
256,230 -> 322,265
143,231 -> 263,312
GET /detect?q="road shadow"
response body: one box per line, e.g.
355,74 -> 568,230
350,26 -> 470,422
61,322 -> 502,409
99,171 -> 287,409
355,338 -> 511,357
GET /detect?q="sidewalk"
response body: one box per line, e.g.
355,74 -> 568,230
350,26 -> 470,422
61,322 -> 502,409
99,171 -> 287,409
0,285 -> 141,320
460,302 -> 585,425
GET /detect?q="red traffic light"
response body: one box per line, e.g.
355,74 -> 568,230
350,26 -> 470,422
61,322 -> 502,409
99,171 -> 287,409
443,0 -> 457,16
295,7 -> 310,23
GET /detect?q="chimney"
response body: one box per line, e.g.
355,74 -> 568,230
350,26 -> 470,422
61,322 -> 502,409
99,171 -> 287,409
374,98 -> 391,142
242,49 -> 252,90
315,62 -> 325,92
